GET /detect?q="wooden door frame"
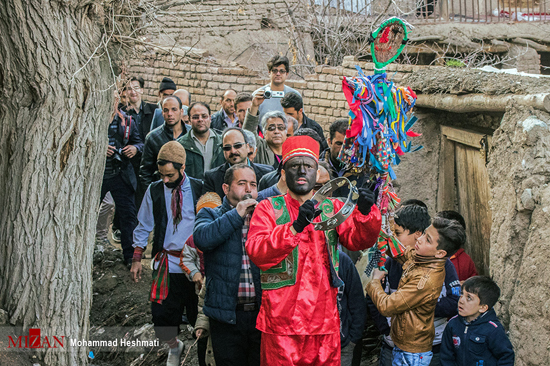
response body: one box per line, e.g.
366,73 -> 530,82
437,125 -> 493,211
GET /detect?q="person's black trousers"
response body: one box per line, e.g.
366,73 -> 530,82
151,273 -> 192,342
209,308 -> 261,366
100,174 -> 137,262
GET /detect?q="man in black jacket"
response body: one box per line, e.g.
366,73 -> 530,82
102,106 -> 143,267
280,91 -> 328,152
202,127 -> 273,198
126,76 -> 161,141
140,96 -> 189,190
210,89 -> 238,132
125,76 -> 159,206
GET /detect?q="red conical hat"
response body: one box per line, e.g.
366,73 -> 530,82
281,136 -> 320,166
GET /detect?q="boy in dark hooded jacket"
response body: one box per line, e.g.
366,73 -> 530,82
441,276 -> 514,366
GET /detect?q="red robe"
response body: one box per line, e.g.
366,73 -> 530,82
246,194 -> 382,365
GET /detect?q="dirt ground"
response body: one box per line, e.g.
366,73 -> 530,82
403,66 -> 550,95
90,240 -> 200,366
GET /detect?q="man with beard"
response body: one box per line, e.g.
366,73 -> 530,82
246,135 -> 382,365
193,164 -> 262,366
211,89 -> 239,132
140,96 -> 189,190
177,102 -> 225,180
131,141 -> 203,366
202,127 -> 273,199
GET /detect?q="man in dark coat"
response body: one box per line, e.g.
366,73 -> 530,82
193,164 -> 262,366
210,89 -> 239,132
101,106 -> 143,267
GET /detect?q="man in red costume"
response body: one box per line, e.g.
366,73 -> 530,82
246,135 -> 382,365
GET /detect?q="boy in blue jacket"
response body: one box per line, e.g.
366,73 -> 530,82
441,276 -> 515,366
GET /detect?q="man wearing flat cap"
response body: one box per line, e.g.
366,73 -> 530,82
131,141 -> 203,366
246,135 -> 382,365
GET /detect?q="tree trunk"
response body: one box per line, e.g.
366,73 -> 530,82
0,1 -> 111,364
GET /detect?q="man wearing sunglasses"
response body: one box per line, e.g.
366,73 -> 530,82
252,55 -> 302,123
202,127 -> 273,199
243,109 -> 289,169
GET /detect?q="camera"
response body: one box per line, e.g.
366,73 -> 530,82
111,147 -> 128,167
262,87 -> 285,99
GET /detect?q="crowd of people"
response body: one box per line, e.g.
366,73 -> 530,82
97,55 -> 515,366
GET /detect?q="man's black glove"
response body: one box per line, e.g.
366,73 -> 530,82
292,200 -> 322,233
357,187 -> 376,216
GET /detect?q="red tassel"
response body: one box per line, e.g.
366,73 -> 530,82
380,27 -> 391,43
406,131 -> 422,137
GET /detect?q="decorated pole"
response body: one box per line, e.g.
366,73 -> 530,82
339,18 -> 421,278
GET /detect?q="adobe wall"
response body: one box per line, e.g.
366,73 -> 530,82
488,106 -> 550,366
147,0 -> 312,72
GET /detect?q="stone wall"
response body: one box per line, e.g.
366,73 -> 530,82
488,106 -> 550,366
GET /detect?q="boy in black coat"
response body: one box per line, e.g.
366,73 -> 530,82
441,276 -> 514,366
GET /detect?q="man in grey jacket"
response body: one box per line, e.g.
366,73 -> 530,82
252,55 -> 301,123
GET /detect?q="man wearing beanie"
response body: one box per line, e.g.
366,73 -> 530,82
150,78 -> 181,132
246,136 -> 382,365
131,141 -> 203,366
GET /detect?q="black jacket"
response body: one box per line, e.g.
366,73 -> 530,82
202,161 -> 274,198
258,169 -> 280,191
338,251 -> 366,348
300,113 -> 328,153
441,309 -> 514,366
139,122 -> 189,189
320,147 -> 368,199
127,101 -> 158,142
104,111 -> 144,191
210,109 -> 239,134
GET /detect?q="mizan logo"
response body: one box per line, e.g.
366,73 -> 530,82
8,328 -> 65,349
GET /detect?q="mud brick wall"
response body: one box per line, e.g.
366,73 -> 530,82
129,55 -> 427,138
157,0 -> 290,38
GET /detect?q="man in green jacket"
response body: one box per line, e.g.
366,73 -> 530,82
177,102 -> 225,180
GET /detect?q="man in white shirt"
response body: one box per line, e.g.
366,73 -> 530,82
131,141 -> 203,366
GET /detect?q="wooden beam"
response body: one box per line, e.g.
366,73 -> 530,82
416,93 -> 550,113
510,37 -> 550,51
441,126 -> 492,150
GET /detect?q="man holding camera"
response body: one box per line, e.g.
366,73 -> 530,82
253,56 -> 301,123
102,100 -> 144,267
